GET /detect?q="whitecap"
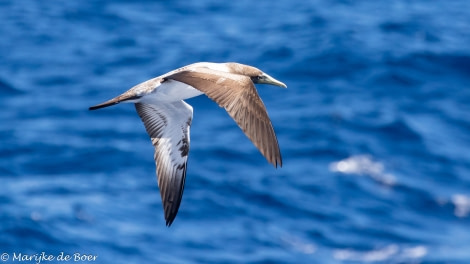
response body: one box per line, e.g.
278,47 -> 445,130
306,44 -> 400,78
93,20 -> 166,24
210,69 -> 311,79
333,245 -> 427,262
451,194 -> 470,218
329,155 -> 396,185
333,245 -> 399,262
280,234 -> 317,254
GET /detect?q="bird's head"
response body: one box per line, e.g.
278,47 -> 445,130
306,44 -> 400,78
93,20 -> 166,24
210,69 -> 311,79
226,63 -> 287,88
250,72 -> 287,88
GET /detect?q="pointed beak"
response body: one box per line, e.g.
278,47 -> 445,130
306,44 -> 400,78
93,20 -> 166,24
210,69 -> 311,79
259,73 -> 287,88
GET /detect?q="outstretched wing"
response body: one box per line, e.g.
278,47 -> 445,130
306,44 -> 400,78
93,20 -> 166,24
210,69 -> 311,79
135,101 -> 193,226
166,68 -> 282,167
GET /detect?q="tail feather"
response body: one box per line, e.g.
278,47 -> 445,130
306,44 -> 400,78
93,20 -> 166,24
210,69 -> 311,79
89,95 -> 140,110
89,98 -> 120,110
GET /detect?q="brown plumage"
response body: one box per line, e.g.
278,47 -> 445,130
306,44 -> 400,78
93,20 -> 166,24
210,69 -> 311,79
89,62 -> 286,226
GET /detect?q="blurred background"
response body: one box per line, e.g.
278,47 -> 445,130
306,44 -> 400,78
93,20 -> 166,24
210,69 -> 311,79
1,0 -> 470,263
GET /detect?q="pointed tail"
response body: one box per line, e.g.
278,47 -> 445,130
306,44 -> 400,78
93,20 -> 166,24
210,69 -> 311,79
89,98 -> 120,110
89,95 -> 140,110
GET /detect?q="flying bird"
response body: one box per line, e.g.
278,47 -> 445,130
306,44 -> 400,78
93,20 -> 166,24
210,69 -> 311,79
89,62 -> 286,226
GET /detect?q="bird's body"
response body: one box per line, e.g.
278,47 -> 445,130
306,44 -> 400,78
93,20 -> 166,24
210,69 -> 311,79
89,62 -> 286,226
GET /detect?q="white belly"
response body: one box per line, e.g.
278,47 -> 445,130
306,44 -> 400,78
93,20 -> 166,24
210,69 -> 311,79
143,80 -> 204,103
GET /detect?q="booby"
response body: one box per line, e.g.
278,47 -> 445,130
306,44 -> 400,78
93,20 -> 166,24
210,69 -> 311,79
89,62 -> 286,226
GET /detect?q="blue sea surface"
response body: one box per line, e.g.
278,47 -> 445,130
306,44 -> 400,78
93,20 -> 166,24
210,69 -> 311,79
1,0 -> 470,263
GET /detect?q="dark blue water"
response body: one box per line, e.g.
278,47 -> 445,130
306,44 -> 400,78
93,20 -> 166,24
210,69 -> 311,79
1,1 -> 470,263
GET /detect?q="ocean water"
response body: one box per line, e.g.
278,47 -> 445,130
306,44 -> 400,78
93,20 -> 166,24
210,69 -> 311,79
1,0 -> 470,263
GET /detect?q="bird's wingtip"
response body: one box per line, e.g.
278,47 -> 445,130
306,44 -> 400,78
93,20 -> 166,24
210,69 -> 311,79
270,158 -> 282,168
166,218 -> 175,227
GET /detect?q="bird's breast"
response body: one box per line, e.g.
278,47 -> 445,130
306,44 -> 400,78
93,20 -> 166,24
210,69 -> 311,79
144,80 -> 204,103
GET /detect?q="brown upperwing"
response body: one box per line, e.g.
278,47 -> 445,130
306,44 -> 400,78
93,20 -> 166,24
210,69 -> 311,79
166,68 -> 282,167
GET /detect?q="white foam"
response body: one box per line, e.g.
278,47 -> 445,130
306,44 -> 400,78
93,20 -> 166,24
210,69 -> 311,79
281,234 -> 316,254
334,245 -> 399,262
451,194 -> 470,218
329,155 -> 396,185
333,245 -> 427,262
402,246 -> 427,259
